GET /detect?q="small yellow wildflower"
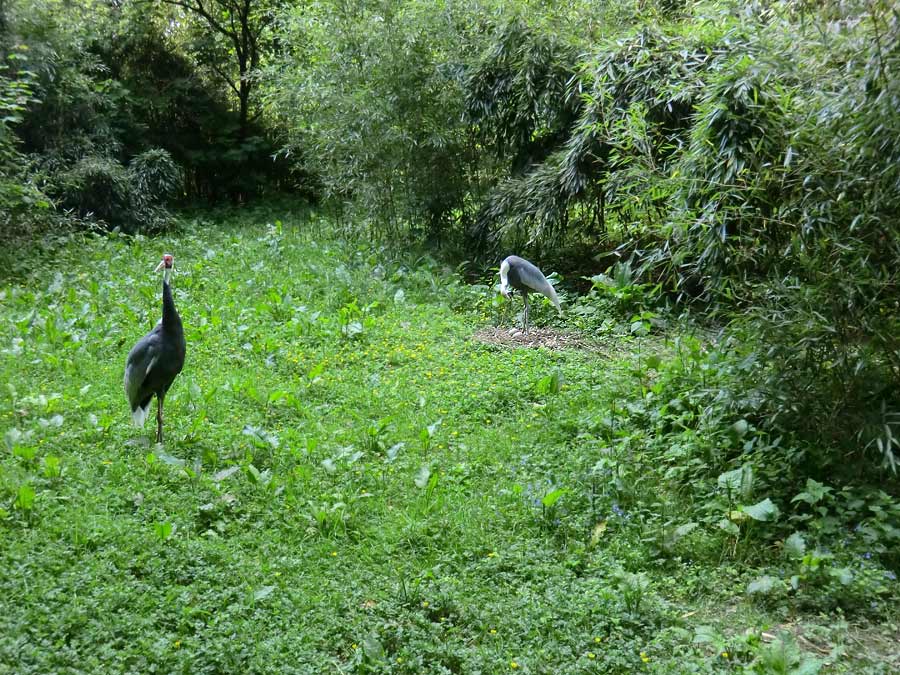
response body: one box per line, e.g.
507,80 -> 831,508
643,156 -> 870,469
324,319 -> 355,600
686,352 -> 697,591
510,662 -> 519,670
594,637 -> 602,643
587,652 -> 596,659
489,629 -> 497,635
421,601 -> 429,608
174,640 -> 181,648
397,657 -> 403,663
640,651 -> 650,663
721,651 -> 729,658
351,643 -> 358,650
487,551 -> 497,558
331,551 -> 337,557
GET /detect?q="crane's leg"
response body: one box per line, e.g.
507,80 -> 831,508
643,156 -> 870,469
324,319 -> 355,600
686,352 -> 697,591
156,395 -> 164,444
523,293 -> 530,334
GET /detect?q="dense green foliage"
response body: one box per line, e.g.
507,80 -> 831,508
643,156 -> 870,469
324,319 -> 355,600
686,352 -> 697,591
262,0 -> 900,507
1,212 -> 897,673
1,0 -> 899,670
0,0 -> 290,239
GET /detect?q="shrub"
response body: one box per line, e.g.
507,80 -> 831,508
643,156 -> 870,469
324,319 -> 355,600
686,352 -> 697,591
128,148 -> 182,203
53,155 -> 137,227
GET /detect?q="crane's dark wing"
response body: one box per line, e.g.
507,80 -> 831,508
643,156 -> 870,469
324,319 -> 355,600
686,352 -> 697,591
508,257 -> 562,313
124,324 -> 163,427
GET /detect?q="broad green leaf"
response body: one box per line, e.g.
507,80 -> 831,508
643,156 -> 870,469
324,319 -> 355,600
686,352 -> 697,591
589,520 -> 607,547
692,625 -> 719,644
212,466 -> 239,482
829,567 -> 853,585
717,467 -> 744,493
794,658 -> 823,675
731,419 -> 748,438
254,585 -> 275,601
242,425 -> 279,449
362,633 -> 384,661
157,450 -> 186,467
783,532 -> 806,559
541,487 -> 568,508
15,484 -> 35,511
386,442 -> 403,461
742,497 -> 779,522
154,521 -> 174,540
718,518 -> 739,536
414,465 -> 431,488
791,479 -> 832,505
674,522 -> 698,539
43,455 -> 61,478
4,428 -> 23,450
246,463 -> 262,482
747,575 -> 778,595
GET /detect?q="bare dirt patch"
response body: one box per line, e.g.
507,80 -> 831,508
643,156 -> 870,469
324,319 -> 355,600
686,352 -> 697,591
471,325 -> 607,352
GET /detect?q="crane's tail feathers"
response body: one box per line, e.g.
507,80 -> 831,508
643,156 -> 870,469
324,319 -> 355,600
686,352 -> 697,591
131,403 -> 150,428
543,284 -> 562,314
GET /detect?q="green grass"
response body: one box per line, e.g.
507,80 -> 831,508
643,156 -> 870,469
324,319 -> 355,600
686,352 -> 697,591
1,210 -> 897,674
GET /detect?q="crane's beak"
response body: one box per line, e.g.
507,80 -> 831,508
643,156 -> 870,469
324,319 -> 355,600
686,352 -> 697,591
154,261 -> 165,272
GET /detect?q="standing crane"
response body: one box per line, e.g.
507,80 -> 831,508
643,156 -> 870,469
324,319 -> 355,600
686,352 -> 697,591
499,255 -> 562,333
124,253 -> 186,444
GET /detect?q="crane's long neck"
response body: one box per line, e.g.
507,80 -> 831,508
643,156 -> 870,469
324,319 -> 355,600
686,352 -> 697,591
161,270 -> 182,332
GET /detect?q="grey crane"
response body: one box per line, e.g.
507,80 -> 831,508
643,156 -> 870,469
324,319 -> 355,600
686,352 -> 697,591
499,255 -> 562,333
124,253 -> 186,444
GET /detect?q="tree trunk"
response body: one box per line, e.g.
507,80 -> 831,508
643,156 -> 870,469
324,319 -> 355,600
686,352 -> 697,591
238,77 -> 250,141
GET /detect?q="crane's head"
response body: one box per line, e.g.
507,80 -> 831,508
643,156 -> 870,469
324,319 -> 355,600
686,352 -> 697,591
154,254 -> 175,283
154,254 -> 175,272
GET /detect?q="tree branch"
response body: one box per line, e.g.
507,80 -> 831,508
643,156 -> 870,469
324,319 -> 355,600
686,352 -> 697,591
156,0 -> 227,38
208,60 -> 240,97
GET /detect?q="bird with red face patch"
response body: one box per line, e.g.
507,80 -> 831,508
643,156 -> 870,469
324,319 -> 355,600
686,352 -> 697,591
124,253 -> 186,444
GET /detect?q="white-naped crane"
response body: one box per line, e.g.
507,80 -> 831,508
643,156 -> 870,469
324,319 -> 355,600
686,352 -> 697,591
499,255 -> 562,333
124,253 -> 186,444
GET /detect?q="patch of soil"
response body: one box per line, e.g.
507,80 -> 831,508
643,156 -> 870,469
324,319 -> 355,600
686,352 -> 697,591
472,325 -> 606,352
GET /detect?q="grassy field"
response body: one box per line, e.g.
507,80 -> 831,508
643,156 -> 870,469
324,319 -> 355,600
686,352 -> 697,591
1,210 -> 897,674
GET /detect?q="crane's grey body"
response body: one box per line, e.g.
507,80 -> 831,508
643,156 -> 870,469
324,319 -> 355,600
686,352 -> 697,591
124,263 -> 185,443
499,255 -> 561,333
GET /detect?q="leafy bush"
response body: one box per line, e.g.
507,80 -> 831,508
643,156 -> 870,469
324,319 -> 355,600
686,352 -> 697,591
128,148 -> 182,203
459,2 -> 900,480
53,155 -> 136,225
0,53 -> 55,242
45,149 -> 180,232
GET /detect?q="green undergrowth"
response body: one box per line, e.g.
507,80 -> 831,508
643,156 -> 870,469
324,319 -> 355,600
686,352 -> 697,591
0,210 -> 897,674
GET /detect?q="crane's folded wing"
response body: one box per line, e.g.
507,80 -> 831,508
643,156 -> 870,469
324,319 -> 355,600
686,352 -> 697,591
124,327 -> 162,408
